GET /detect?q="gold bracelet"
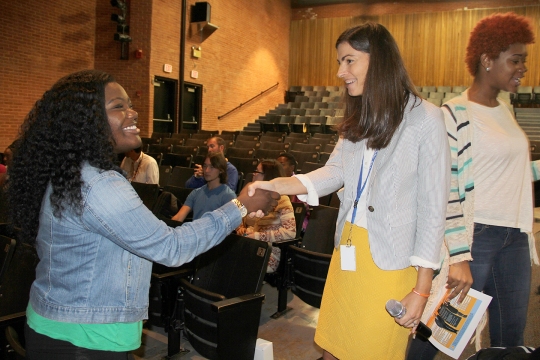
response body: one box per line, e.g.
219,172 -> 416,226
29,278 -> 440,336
412,288 -> 430,298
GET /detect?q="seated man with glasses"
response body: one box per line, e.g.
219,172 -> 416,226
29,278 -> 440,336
172,152 -> 236,222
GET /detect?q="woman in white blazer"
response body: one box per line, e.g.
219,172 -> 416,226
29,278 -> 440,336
249,23 -> 450,359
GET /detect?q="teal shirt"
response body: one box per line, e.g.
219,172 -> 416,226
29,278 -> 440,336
26,304 -> 142,351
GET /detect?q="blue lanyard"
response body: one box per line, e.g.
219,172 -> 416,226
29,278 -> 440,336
351,150 -> 378,224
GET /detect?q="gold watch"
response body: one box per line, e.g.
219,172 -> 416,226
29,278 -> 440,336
231,199 -> 248,218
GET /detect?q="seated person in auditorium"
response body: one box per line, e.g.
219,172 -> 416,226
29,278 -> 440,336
185,136 -> 238,191
120,146 -> 159,184
277,152 -> 309,232
171,152 -> 236,222
236,159 -> 296,273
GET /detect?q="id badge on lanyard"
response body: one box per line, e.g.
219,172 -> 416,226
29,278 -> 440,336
341,149 -> 377,271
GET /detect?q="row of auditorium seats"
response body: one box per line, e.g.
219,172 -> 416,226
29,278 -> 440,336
124,174 -> 341,358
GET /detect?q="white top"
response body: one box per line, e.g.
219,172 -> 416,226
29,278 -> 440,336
471,101 -> 533,231
120,152 -> 160,184
344,144 -> 375,229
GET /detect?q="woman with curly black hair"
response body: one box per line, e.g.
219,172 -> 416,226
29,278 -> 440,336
7,69 -> 278,360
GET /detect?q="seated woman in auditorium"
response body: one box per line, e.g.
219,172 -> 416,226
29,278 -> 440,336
407,12 -> 539,360
6,70 -> 278,360
236,159 -> 296,273
248,23 -> 450,359
171,152 -> 236,222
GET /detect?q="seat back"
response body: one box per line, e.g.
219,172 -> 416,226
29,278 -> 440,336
0,229 -> 39,320
162,153 -> 192,168
131,182 -> 160,210
170,145 -> 199,156
168,166 -> 195,188
291,202 -> 307,238
226,147 -> 255,159
158,165 -> 172,187
288,150 -> 319,172
163,185 -> 194,207
190,234 -> 271,298
234,140 -> 261,149
300,205 -> 338,254
181,235 -> 271,359
235,134 -> 260,142
228,157 -> 259,180
0,235 -> 16,286
259,141 -> 290,151
254,148 -> 284,160
288,205 -> 338,308
148,144 -> 172,154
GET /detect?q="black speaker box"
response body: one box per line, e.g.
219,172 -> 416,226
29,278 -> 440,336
191,2 -> 211,23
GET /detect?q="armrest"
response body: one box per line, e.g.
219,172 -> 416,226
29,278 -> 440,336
151,266 -> 192,279
288,244 -> 332,260
271,237 -> 301,249
211,293 -> 265,312
180,278 -> 225,302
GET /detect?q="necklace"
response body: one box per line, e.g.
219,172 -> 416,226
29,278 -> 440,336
130,153 -> 144,182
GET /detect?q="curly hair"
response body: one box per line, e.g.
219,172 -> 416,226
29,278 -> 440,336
466,12 -> 535,76
7,70 -> 121,243
335,22 -> 420,149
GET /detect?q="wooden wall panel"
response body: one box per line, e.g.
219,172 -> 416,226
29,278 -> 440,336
289,6 -> 540,88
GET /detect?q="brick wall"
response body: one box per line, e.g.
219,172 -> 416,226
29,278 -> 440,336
0,1 -> 96,151
95,0 -> 153,138
292,0 -> 538,20
0,0 -> 290,150
184,0 -> 291,133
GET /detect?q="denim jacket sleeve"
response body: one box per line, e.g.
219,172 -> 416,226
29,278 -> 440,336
82,170 -> 242,267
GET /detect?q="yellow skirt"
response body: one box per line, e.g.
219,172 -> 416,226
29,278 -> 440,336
314,222 -> 417,360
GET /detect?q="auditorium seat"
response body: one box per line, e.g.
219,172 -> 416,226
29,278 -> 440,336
254,148 -> 284,160
148,143 -> 172,154
236,134 -> 260,142
179,234 -> 271,359
233,139 -> 261,150
259,141 -> 290,152
226,147 -> 255,159
168,166 -> 195,188
452,86 -> 467,93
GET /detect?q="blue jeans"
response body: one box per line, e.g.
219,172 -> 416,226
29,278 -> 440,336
407,223 -> 531,359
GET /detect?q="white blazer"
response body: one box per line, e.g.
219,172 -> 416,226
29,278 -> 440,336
299,97 -> 450,270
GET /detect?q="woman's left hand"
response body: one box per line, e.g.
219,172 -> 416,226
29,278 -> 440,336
395,291 -> 428,334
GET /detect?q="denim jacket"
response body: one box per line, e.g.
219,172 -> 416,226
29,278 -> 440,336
30,163 -> 241,324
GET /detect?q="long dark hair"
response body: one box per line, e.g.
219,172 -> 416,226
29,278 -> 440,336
336,22 -> 420,149
207,152 -> 228,184
7,70 -> 121,243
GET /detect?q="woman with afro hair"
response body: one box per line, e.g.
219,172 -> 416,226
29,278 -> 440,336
6,69 -> 277,359
407,12 -> 539,359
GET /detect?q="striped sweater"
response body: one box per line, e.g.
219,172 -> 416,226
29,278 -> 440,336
423,91 -> 540,342
442,90 -> 539,266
